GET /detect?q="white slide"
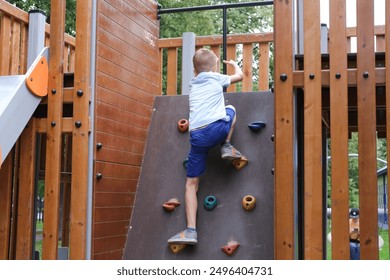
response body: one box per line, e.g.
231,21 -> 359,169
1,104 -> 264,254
0,47 -> 49,165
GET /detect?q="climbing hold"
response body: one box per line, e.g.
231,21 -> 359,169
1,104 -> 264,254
248,121 -> 266,132
242,195 -> 256,211
183,158 -> 188,170
178,119 -> 189,132
169,243 -> 187,254
221,240 -> 239,256
232,157 -> 248,170
204,195 -> 217,211
162,198 -> 181,212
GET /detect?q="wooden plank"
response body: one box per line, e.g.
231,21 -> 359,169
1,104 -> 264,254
357,0 -> 378,259
0,14 -> 11,75
303,0 -> 323,259
15,119 -> 37,259
273,0 -> 294,260
10,19 -> 21,74
94,207 -> 132,223
93,235 -> 126,254
242,43 -> 253,92
93,221 -> 129,238
226,45 -> 237,92
19,23 -> 28,74
37,117 -> 90,133
42,0 -> 66,260
328,0 -> 349,260
70,0 -> 92,260
0,151 -> 14,260
166,48 -> 178,95
258,43 -> 270,91
385,0 -> 390,259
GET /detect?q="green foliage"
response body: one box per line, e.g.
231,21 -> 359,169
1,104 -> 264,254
6,0 -> 76,35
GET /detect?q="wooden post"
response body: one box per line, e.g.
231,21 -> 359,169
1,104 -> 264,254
42,0 -> 66,260
329,0 -> 350,260
15,119 -> 37,259
70,0 -> 92,260
357,0 -> 378,260
303,0 -> 323,259
273,0 -> 294,260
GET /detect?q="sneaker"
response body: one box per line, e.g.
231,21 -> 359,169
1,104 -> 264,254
221,143 -> 242,160
168,228 -> 197,245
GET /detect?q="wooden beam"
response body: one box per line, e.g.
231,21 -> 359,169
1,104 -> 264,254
70,0 -> 92,260
303,0 -> 323,260
15,119 -> 37,259
273,0 -> 294,260
42,0 -> 66,260
385,0 -> 390,260
0,151 -> 14,259
357,0 -> 378,259
328,0 -> 350,260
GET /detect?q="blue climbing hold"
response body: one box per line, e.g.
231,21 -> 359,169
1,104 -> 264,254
204,195 -> 217,211
248,121 -> 266,132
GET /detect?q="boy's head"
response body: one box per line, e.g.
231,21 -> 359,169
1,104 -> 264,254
193,48 -> 218,74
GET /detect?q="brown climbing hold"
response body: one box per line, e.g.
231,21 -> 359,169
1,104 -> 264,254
242,195 -> 256,211
221,240 -> 239,256
178,119 -> 189,132
232,156 -> 248,170
169,243 -> 187,254
162,198 -> 181,212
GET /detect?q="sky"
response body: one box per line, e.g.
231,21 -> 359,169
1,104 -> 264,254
320,0 -> 386,27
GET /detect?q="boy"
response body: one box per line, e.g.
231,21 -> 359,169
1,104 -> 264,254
167,48 -> 244,245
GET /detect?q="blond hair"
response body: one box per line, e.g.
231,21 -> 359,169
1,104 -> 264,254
193,48 -> 218,74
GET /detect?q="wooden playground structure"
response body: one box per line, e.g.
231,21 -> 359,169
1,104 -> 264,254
0,0 -> 389,260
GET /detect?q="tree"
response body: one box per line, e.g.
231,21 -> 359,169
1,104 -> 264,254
6,0 -> 76,35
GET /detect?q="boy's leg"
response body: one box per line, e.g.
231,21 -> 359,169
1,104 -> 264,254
221,105 -> 243,160
185,176 -> 199,229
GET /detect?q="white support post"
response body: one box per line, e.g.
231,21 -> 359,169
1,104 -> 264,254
181,32 -> 196,95
27,10 -> 46,68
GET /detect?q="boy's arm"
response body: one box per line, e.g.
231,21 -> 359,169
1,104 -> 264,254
223,60 -> 243,84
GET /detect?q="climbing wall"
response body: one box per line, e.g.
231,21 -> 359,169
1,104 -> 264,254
123,91 -> 274,259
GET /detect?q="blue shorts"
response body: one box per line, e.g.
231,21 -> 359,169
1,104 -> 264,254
187,107 -> 236,178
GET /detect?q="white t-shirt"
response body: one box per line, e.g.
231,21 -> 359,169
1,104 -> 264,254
188,72 -> 231,131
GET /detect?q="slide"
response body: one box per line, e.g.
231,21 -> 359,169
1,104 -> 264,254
0,47 -> 49,166
123,91 -> 275,260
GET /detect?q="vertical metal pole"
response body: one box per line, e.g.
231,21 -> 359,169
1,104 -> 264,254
27,10 -> 46,68
181,32 -> 196,95
222,7 -> 227,75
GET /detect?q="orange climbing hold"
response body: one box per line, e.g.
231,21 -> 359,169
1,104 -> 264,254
232,156 -> 248,170
169,243 -> 187,254
242,195 -> 256,211
221,240 -> 239,256
177,119 -> 189,132
162,198 -> 181,212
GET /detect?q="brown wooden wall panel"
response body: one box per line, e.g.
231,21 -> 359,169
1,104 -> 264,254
95,132 -> 145,154
96,102 -> 150,130
94,207 -> 132,223
95,116 -> 148,141
94,0 -> 159,260
93,235 -> 126,254
96,73 -> 154,106
93,250 -> 123,260
94,221 -> 129,238
94,193 -> 135,208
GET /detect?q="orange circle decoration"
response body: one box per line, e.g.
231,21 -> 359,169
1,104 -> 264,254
178,119 -> 189,132
242,195 -> 256,211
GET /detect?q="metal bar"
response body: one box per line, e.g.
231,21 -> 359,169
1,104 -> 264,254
158,1 -> 273,15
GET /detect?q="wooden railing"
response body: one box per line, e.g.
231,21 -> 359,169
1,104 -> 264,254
0,1 -> 75,76
159,32 -> 273,95
158,25 -> 387,96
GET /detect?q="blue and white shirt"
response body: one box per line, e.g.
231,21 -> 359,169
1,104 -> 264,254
188,72 -> 231,131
